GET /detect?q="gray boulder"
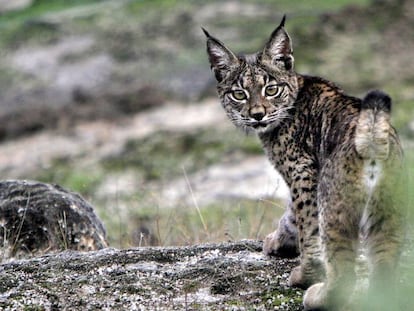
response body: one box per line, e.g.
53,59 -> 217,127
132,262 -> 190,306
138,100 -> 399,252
0,180 -> 107,261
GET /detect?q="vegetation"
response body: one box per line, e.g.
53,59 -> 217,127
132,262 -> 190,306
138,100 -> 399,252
101,198 -> 285,248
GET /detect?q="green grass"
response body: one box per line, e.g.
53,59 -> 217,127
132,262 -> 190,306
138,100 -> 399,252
101,197 -> 285,249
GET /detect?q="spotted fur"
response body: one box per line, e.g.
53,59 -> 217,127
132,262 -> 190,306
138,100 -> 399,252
204,16 -> 405,310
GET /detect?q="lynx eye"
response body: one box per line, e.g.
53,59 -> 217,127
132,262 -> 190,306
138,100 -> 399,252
231,90 -> 247,101
264,84 -> 282,97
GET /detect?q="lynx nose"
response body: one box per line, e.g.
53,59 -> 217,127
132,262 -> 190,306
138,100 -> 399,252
251,111 -> 265,121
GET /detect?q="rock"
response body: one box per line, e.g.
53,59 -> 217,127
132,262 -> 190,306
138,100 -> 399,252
0,180 -> 108,261
0,240 -> 303,310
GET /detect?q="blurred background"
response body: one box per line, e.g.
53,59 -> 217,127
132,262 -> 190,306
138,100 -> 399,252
0,0 -> 412,251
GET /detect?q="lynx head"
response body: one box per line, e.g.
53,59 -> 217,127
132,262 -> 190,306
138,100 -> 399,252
203,16 -> 298,133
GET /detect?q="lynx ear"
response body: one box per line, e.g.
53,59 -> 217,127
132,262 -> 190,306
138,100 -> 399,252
261,15 -> 294,71
203,28 -> 239,82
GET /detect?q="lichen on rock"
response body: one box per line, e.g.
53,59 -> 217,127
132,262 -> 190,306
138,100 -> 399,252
0,240 -> 302,310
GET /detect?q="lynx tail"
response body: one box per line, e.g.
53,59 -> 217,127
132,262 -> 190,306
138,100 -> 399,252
354,90 -> 392,160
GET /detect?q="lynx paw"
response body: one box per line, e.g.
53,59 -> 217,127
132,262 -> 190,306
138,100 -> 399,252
304,282 -> 353,311
263,230 -> 299,258
263,204 -> 299,257
263,229 -> 298,258
288,261 -> 325,289
303,282 -> 327,310
289,265 -> 312,289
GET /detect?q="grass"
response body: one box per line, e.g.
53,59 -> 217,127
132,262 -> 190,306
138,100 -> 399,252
101,197 -> 285,249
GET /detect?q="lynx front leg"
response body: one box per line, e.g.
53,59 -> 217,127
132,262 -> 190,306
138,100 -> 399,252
263,201 -> 299,258
288,168 -> 324,289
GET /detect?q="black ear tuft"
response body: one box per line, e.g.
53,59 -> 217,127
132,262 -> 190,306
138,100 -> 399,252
201,27 -> 211,38
279,14 -> 286,28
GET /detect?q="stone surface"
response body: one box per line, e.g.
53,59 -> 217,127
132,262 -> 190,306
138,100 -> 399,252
0,240 -> 303,310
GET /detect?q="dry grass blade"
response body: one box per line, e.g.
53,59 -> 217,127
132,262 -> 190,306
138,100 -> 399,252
182,166 -> 209,234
